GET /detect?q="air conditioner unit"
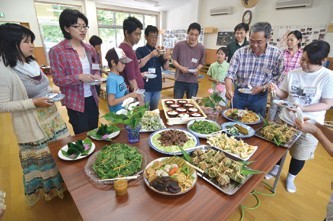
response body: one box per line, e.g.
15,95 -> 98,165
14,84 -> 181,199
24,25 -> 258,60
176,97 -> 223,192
275,0 -> 312,9
210,7 -> 233,16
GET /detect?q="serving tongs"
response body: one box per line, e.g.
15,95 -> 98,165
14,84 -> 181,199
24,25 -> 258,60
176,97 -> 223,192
99,172 -> 142,182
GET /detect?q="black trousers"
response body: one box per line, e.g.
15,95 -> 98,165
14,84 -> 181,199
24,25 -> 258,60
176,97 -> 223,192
67,96 -> 99,134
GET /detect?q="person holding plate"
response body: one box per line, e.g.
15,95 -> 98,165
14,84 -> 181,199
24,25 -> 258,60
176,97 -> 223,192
49,9 -> 101,134
136,25 -> 170,110
265,40 -> 333,193
0,23 -> 69,205
225,22 -> 284,117
172,22 -> 205,99
105,47 -> 143,113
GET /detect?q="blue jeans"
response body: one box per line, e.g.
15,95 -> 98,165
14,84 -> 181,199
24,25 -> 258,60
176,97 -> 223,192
233,89 -> 268,117
144,91 -> 161,110
173,81 -> 198,99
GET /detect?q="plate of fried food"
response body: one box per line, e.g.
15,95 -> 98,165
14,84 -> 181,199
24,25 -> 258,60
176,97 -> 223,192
207,132 -> 257,161
143,156 -> 197,195
222,108 -> 261,125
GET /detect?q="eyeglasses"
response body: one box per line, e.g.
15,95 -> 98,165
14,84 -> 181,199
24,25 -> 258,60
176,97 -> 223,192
70,25 -> 89,30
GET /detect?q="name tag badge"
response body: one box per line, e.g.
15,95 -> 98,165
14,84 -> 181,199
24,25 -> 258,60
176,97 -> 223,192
92,63 -> 100,70
148,68 -> 156,74
262,67 -> 271,74
303,87 -> 316,94
191,58 -> 198,63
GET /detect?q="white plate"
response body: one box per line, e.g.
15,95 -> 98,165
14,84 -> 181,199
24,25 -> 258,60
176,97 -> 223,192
149,128 -> 200,155
86,79 -> 102,85
221,122 -> 255,139
45,93 -> 65,102
272,99 -> 297,110
87,128 -> 120,141
143,157 -> 197,195
140,110 -> 166,132
145,73 -> 157,79
238,88 -> 252,94
135,89 -> 145,95
187,119 -> 222,139
58,142 -> 95,161
222,109 -> 261,125
188,69 -> 198,73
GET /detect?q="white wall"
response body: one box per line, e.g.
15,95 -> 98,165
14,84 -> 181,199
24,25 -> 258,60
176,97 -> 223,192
197,0 -> 333,49
0,0 -> 43,46
166,0 -> 200,29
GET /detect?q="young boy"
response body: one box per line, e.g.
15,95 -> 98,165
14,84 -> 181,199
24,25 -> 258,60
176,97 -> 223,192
105,48 -> 143,113
207,47 -> 229,103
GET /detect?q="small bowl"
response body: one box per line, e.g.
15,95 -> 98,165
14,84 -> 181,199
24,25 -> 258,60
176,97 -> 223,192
178,113 -> 190,118
167,110 -> 179,118
176,107 -> 187,113
183,103 -> 194,109
170,104 -> 180,110
177,100 -> 188,106
190,112 -> 202,117
188,107 -> 199,113
165,100 -> 175,107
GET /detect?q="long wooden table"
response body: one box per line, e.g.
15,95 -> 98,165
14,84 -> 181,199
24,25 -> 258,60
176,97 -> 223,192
49,112 -> 288,221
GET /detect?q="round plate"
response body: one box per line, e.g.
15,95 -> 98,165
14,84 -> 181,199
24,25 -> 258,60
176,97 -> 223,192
87,128 -> 120,141
45,93 -> 65,102
86,80 -> 102,85
272,99 -> 297,110
58,142 -> 95,161
187,119 -> 222,139
188,69 -> 198,73
145,73 -> 157,79
222,109 -> 261,125
238,88 -> 252,94
143,157 -> 197,195
149,128 -> 199,155
221,122 -> 255,138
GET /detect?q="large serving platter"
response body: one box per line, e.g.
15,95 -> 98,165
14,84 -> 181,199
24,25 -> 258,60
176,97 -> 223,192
207,132 -> 258,161
140,110 -> 166,132
222,109 -> 261,125
161,99 -> 207,125
189,146 -> 253,195
187,119 -> 222,139
221,122 -> 255,139
84,144 -> 147,185
149,128 -> 200,155
254,122 -> 302,148
143,157 -> 197,195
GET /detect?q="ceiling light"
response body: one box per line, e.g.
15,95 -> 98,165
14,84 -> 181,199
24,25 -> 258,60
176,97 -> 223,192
134,0 -> 160,7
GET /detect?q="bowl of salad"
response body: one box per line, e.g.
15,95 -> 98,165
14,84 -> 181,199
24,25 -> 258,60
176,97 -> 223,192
187,119 -> 222,139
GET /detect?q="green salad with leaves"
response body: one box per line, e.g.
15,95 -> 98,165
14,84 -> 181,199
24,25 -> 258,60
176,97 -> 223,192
189,120 -> 221,134
92,143 -> 143,179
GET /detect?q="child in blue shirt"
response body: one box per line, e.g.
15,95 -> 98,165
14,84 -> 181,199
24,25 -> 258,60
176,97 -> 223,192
105,48 -> 142,112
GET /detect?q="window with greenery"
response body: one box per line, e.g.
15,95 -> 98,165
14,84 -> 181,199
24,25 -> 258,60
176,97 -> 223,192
34,3 -> 81,63
97,9 -> 157,66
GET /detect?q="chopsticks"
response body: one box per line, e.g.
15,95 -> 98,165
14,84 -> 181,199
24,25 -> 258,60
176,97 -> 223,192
99,174 -> 140,182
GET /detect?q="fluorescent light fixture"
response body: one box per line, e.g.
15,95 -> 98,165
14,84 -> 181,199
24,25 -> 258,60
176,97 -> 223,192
134,0 -> 160,7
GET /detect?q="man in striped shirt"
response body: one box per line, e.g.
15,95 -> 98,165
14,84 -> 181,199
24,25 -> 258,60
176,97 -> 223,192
225,22 -> 284,117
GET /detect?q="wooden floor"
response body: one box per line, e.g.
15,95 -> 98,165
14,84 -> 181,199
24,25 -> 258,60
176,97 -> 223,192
0,74 -> 332,221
